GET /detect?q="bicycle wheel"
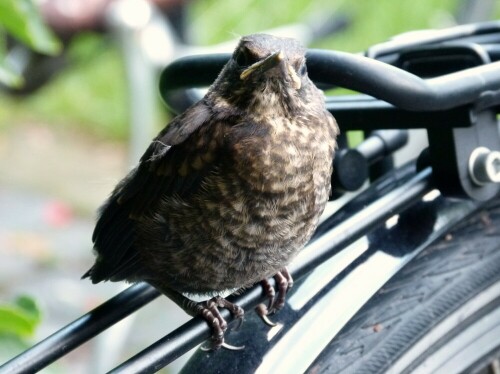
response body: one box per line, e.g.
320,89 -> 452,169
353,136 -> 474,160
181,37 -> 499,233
307,197 -> 500,374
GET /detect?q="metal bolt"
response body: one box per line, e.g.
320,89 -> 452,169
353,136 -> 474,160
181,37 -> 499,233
468,147 -> 500,185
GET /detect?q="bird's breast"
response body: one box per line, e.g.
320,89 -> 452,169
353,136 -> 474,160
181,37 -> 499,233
140,114 -> 335,293
222,116 -> 333,239
230,116 -> 332,194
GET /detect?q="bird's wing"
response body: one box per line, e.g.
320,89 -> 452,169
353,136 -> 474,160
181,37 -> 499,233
88,100 -> 229,282
116,100 -> 220,213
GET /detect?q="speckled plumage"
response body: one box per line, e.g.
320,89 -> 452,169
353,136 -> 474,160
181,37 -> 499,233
86,34 -> 338,336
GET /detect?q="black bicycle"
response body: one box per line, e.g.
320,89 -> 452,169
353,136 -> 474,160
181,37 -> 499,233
2,21 -> 500,374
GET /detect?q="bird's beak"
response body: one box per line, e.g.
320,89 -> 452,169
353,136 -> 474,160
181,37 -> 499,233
240,50 -> 284,80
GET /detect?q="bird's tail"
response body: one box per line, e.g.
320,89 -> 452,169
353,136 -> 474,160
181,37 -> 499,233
81,267 -> 93,280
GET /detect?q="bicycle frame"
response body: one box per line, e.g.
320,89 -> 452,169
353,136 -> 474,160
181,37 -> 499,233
2,21 -> 500,373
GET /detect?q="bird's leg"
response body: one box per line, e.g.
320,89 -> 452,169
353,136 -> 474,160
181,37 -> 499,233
156,287 -> 244,350
255,268 -> 293,326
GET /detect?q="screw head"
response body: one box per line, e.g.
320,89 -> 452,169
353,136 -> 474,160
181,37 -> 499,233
468,147 -> 500,185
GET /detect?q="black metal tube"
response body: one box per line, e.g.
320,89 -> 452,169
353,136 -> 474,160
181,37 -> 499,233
0,283 -> 160,374
356,130 -> 408,164
108,168 -> 433,374
159,49 -> 500,113
306,49 -> 500,111
356,135 -> 385,162
324,96 -> 475,131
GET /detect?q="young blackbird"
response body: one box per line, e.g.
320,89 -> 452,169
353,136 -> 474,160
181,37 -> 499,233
84,33 -> 338,349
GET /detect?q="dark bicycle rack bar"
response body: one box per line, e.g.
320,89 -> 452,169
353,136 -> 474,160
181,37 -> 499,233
2,21 -> 500,374
160,51 -> 500,114
0,284 -> 160,374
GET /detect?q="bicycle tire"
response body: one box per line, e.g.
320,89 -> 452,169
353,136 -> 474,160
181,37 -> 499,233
307,196 -> 500,374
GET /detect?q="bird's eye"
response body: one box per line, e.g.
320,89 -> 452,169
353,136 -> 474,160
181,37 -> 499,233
235,48 -> 259,67
298,63 -> 307,76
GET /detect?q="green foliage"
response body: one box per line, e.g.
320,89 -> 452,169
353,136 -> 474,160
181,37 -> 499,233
0,0 -> 61,54
0,0 -> 61,87
0,295 -> 41,338
0,295 -> 42,363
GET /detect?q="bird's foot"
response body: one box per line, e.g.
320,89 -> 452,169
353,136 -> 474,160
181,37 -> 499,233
196,296 -> 245,351
255,268 -> 293,326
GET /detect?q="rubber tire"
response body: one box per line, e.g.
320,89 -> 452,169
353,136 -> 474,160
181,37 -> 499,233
307,197 -> 500,374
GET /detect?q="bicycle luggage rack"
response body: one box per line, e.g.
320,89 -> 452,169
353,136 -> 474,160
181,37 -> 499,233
2,21 -> 500,374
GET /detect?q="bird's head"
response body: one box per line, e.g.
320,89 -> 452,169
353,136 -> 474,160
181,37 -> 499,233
210,34 -> 318,117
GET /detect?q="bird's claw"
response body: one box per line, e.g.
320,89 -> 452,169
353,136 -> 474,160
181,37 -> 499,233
197,296 -> 245,350
201,341 -> 245,351
260,278 -> 276,310
255,268 -> 293,326
255,303 -> 277,327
